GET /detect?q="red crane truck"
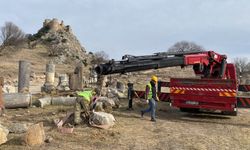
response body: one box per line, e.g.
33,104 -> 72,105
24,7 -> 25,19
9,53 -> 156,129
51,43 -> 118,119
95,50 -> 238,115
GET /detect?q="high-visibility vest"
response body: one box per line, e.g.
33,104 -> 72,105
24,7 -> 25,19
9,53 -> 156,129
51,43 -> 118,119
146,83 -> 152,100
77,90 -> 93,102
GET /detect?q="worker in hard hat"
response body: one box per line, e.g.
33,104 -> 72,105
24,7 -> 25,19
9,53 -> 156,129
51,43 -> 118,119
141,75 -> 159,122
127,81 -> 139,111
74,88 -> 99,125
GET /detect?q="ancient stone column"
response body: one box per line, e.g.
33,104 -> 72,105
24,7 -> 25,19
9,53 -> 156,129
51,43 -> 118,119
74,65 -> 83,90
18,61 -> 31,93
45,63 -> 55,84
42,62 -> 55,93
3,93 -> 32,108
69,64 -> 86,91
69,73 -> 77,90
58,74 -> 68,86
57,74 -> 69,91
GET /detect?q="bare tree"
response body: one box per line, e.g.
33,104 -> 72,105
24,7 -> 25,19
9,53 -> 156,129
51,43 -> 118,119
91,51 -> 109,65
0,22 -> 26,47
168,41 -> 205,52
233,57 -> 250,76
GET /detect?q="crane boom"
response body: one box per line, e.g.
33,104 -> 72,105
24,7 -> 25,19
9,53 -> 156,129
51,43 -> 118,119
95,50 -> 229,79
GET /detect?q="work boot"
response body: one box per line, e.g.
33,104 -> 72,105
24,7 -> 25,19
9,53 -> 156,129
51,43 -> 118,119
150,118 -> 156,122
141,111 -> 144,117
126,107 -> 134,111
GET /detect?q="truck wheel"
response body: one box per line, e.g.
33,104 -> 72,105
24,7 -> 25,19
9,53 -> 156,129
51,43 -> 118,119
222,110 -> 237,116
231,111 -> 237,116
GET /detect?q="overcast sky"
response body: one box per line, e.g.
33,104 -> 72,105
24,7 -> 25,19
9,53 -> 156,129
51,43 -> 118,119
0,0 -> 249,62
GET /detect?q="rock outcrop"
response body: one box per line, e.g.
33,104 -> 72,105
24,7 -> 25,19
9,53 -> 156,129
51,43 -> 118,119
9,123 -> 28,134
29,18 -> 88,64
89,112 -> 116,129
23,122 -> 45,146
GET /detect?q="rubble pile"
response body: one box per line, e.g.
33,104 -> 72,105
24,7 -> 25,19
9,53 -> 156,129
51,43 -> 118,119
100,77 -> 127,99
92,96 -> 120,113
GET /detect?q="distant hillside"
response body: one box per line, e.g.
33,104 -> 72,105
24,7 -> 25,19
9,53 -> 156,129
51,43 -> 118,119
0,19 -> 96,83
0,46 -> 75,81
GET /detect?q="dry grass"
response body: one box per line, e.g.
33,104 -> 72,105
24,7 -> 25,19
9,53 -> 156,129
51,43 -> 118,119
0,46 -> 75,81
1,100 -> 250,150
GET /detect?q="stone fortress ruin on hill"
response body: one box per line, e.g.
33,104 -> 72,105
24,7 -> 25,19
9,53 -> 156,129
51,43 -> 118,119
29,18 -> 89,65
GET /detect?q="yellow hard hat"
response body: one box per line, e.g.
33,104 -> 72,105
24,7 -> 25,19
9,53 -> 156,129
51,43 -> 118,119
151,75 -> 158,82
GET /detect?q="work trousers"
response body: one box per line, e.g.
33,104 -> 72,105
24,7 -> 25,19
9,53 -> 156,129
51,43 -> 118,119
142,98 -> 156,120
74,96 -> 90,124
128,98 -> 133,108
127,88 -> 134,109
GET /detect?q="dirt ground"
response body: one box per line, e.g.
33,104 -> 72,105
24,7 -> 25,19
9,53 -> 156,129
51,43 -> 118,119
1,46 -> 250,150
1,98 -> 250,150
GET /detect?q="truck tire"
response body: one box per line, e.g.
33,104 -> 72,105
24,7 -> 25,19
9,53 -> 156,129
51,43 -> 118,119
222,110 -> 237,116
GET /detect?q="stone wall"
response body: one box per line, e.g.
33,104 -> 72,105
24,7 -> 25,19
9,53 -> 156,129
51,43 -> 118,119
43,18 -> 72,33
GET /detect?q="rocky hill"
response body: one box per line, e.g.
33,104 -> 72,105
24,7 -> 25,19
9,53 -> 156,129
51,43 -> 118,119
28,18 -> 90,65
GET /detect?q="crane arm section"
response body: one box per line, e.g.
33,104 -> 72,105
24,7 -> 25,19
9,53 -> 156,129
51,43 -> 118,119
95,50 -> 231,79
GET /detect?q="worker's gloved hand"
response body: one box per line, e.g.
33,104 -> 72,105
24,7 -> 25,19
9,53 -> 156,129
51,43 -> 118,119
140,99 -> 149,104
